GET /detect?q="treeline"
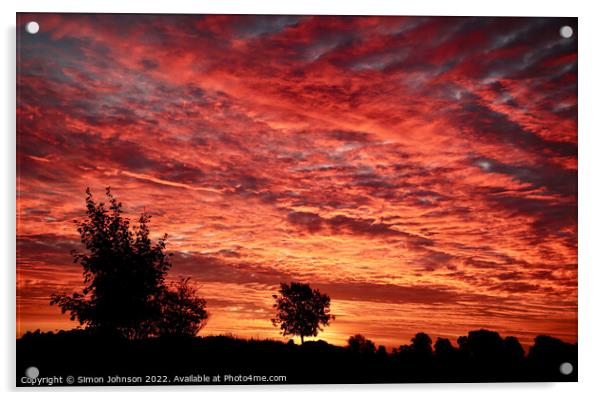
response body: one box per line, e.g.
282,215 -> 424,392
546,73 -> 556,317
17,327 -> 576,384
343,330 -> 576,381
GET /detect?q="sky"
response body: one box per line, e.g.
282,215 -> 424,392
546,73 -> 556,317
16,14 -> 577,349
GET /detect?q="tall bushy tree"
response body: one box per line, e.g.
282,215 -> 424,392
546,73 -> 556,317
271,282 -> 334,344
51,188 -> 207,339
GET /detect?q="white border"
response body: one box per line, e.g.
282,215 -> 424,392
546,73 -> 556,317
3,1 -> 601,398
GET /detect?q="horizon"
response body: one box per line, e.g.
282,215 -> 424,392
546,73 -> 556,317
17,14 -> 577,350
19,326 -> 578,356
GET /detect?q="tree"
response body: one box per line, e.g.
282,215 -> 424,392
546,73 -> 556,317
434,337 -> 456,358
51,188 -> 207,339
458,329 -> 505,362
156,278 -> 208,337
410,332 -> 433,356
528,335 -> 577,378
504,336 -> 525,362
347,334 -> 376,354
271,282 -> 334,344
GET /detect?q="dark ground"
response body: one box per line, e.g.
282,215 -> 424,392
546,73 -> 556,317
16,329 -> 577,386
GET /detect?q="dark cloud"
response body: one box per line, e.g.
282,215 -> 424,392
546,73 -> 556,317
491,282 -> 541,293
471,155 -> 577,196
234,15 -> 301,39
287,211 -> 323,233
169,252 -> 291,286
489,195 -> 576,243
456,101 -> 577,159
17,234 -> 80,265
138,58 -> 159,70
157,162 -> 205,185
318,281 -> 502,306
287,210 -> 434,246
328,130 -> 372,142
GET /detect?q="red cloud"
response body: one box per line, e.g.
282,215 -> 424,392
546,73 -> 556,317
17,14 -> 577,347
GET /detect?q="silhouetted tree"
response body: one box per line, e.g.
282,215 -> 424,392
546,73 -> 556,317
50,188 -> 207,339
455,329 -> 529,379
156,278 -> 208,337
347,334 -> 376,354
411,332 -> 433,356
529,335 -> 575,362
504,336 -> 525,362
458,329 -> 505,363
271,282 -> 334,344
433,337 -> 460,376
397,344 -> 411,354
434,337 -> 457,358
528,335 -> 577,379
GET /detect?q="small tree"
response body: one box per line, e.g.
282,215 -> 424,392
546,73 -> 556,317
156,278 -> 208,337
271,282 -> 334,344
347,334 -> 376,354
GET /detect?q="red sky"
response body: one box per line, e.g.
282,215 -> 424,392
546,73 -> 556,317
16,14 -> 577,349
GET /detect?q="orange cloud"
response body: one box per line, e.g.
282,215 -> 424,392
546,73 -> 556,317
17,14 -> 577,348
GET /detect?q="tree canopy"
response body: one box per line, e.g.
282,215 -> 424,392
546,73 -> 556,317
271,282 -> 334,344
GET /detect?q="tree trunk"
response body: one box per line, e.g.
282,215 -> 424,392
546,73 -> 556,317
301,335 -> 304,344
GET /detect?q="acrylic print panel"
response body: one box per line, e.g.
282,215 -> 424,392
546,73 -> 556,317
16,13 -> 577,386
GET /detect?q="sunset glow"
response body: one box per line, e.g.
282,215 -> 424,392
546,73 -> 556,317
17,14 -> 577,349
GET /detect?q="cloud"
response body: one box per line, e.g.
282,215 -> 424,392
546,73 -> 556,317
16,14 -> 577,345
287,210 -> 434,247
